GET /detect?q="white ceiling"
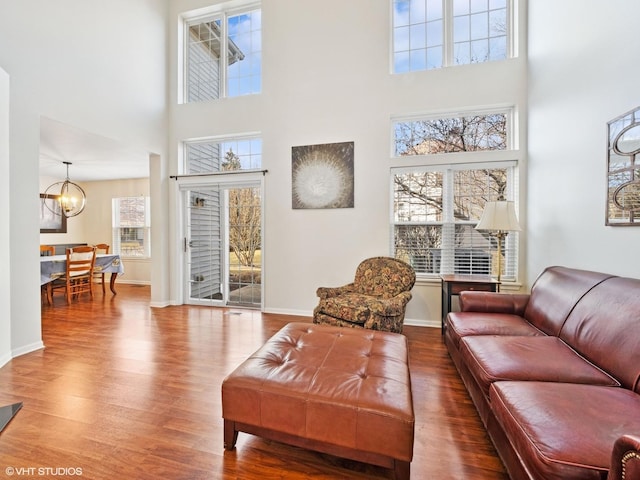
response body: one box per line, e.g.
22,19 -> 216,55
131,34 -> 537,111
39,117 -> 150,182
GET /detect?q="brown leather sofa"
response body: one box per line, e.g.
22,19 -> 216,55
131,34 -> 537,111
444,266 -> 640,480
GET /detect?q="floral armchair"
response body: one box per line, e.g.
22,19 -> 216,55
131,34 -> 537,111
312,257 -> 416,333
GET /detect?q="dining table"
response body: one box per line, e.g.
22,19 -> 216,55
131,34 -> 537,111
40,253 -> 125,295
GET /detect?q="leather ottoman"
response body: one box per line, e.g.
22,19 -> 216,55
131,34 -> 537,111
221,322 -> 415,479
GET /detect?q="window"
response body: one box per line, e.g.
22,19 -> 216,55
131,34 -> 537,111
184,4 -> 261,102
184,136 -> 262,174
112,197 -> 150,258
394,111 -> 508,156
392,0 -> 509,73
392,163 -> 518,279
391,108 -> 518,280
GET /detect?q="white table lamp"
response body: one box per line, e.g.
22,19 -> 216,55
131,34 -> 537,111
475,199 -> 521,282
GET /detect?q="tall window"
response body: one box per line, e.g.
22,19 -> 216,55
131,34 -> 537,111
392,0 -> 509,73
391,109 -> 518,280
184,4 -> 261,102
112,197 -> 150,258
392,164 -> 518,279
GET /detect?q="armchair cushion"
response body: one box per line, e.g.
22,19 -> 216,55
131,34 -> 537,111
317,293 -> 374,324
318,292 -> 412,325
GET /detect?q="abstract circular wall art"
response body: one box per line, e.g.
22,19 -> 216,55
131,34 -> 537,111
291,141 -> 354,209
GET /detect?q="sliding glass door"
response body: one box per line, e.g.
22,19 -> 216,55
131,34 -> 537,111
183,180 -> 262,307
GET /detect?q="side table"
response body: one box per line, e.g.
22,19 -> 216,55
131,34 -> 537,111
441,274 -> 500,334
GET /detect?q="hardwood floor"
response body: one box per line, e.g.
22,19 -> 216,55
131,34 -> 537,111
0,285 -> 508,479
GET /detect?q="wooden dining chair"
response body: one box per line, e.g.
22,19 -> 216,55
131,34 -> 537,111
40,245 -> 55,256
93,243 -> 110,293
48,246 -> 96,304
40,245 -> 56,304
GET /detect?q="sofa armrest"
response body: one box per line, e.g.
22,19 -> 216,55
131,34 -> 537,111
608,434 -> 640,480
459,291 -> 530,316
316,283 -> 355,299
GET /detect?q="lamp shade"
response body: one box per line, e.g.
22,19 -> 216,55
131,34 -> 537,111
475,200 -> 521,232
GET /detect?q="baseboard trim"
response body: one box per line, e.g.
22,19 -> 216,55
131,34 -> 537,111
150,300 -> 172,308
0,352 -> 11,369
12,341 -> 45,359
404,318 -> 439,329
262,307 -> 311,317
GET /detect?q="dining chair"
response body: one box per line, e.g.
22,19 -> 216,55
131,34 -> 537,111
40,245 -> 56,304
48,246 -> 96,304
93,243 -> 110,293
40,245 -> 55,256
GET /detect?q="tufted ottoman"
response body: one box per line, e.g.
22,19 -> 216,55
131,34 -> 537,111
221,322 -> 415,479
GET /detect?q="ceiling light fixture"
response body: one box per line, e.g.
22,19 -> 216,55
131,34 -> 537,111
43,161 -> 86,217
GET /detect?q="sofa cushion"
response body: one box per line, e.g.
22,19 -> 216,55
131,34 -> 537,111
559,276 -> 640,393
460,336 -> 620,398
446,311 -> 543,349
523,266 -> 614,336
491,382 -> 640,480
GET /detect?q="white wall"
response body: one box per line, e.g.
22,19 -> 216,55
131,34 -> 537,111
169,0 -> 529,324
83,179 -> 152,284
527,0 -> 640,285
0,0 -> 167,361
0,66 -> 11,365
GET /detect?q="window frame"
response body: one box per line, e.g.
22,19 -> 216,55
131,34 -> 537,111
391,0 -> 514,74
183,133 -> 262,175
391,161 -> 519,280
391,106 -> 516,157
112,196 -> 151,259
180,1 -> 261,103
390,106 -> 520,281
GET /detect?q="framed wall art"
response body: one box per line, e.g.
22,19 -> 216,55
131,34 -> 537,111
39,194 -> 67,233
607,106 -> 640,225
291,141 -> 354,209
